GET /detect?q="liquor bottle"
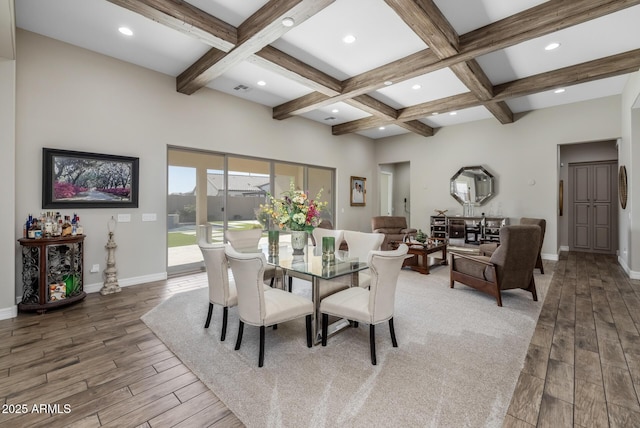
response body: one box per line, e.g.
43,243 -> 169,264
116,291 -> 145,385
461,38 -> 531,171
27,215 -> 36,239
62,216 -> 72,237
75,216 -> 83,235
44,212 -> 53,237
71,214 -> 77,236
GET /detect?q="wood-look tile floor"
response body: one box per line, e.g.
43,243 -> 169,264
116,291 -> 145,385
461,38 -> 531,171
1,251 -> 638,427
505,251 -> 640,428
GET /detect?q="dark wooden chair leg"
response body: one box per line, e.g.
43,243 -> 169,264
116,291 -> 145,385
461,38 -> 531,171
527,277 -> 538,301
389,318 -> 398,347
270,277 -> 275,287
306,315 -> 312,348
204,303 -> 213,328
321,313 -> 328,346
537,254 -> 544,274
221,306 -> 228,341
370,324 -> 377,365
259,326 -> 265,367
234,321 -> 244,350
288,276 -> 293,292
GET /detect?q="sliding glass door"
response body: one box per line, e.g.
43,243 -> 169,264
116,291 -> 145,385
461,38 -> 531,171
167,147 -> 335,274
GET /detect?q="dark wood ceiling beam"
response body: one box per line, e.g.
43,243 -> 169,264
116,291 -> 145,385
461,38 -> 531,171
177,0 -> 334,95
384,0 -> 457,57
345,95 -> 397,120
335,48 -> 640,134
461,0 -> 640,57
106,0 -> 236,51
492,49 -> 640,101
251,46 -> 341,96
275,0 -> 639,120
397,120 -> 435,137
385,0 -> 512,124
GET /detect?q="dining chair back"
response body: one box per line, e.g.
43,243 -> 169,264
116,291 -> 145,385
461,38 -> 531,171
225,244 -> 313,367
343,231 -> 384,261
312,228 -> 345,249
342,231 -> 385,288
226,228 -> 262,251
319,244 -> 408,365
225,228 -> 282,287
198,243 -> 237,341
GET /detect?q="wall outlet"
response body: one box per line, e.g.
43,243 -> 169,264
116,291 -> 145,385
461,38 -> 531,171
91,264 -> 100,273
142,213 -> 157,222
117,214 -> 131,222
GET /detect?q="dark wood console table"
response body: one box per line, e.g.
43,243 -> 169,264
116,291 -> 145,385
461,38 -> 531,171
18,236 -> 86,313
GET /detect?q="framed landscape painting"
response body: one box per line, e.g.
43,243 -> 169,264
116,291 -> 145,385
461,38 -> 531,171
42,148 -> 139,208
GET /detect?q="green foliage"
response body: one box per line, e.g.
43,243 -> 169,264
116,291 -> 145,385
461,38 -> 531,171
168,232 -> 197,248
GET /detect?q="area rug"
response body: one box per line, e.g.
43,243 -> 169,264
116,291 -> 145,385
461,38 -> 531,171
142,265 -> 552,428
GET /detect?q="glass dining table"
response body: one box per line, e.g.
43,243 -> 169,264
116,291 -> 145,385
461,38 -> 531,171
259,242 -> 368,345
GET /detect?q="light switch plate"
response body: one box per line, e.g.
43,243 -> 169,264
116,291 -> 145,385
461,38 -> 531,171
117,214 -> 131,222
142,213 -> 157,222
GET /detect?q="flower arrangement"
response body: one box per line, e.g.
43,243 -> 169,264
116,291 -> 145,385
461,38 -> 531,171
257,181 -> 327,232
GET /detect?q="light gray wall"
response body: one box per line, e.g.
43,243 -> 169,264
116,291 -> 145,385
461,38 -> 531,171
375,95 -> 624,266
1,59 -> 16,318
10,29 -> 377,312
621,70 -> 640,273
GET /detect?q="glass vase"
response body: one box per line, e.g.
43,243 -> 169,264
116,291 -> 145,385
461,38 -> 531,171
290,230 -> 307,255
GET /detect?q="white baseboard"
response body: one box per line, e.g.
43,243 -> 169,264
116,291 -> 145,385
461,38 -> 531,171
541,252 -> 559,261
617,256 -> 640,279
559,246 -> 570,252
84,272 -> 168,294
10,272 -> 169,318
0,305 -> 17,321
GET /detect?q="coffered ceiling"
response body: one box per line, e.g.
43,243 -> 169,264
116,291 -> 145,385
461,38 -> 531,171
14,0 -> 640,139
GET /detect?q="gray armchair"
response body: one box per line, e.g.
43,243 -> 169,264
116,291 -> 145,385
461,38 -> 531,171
479,217 -> 546,274
450,225 -> 541,306
371,216 -> 417,250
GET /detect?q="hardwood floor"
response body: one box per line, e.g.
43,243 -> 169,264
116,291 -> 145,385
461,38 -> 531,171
1,251 -> 638,427
0,272 -> 242,428
505,252 -> 640,428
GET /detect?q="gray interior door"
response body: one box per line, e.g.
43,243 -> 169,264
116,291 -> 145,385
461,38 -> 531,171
569,161 -> 616,253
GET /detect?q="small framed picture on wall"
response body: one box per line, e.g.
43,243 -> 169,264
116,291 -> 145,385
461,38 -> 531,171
350,176 -> 366,206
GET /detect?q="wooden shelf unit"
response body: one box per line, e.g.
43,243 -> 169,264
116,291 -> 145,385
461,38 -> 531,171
430,216 -> 507,244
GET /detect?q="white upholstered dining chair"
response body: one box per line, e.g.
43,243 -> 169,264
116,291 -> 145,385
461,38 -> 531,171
320,244 -> 408,365
343,230 -> 385,288
225,245 -> 314,367
198,242 -> 237,341
226,228 -> 283,288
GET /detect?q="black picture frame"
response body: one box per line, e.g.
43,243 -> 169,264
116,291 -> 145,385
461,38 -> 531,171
42,148 -> 139,208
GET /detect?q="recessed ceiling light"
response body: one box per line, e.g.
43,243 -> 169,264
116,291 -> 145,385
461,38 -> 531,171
449,111 -> 457,116
118,27 -> 133,36
257,80 -> 266,86
379,126 -> 386,130
331,109 -> 339,113
282,17 -> 295,27
343,34 -> 356,44
545,42 -> 560,51
554,88 -> 565,94
412,84 -> 421,90
384,81 -> 393,86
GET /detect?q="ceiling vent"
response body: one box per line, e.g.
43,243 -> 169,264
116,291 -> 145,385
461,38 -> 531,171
233,84 -> 250,92
324,116 -> 336,121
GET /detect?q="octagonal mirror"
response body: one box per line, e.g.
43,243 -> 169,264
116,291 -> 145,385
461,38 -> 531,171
450,166 -> 495,206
